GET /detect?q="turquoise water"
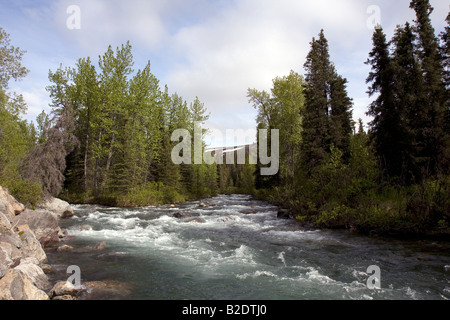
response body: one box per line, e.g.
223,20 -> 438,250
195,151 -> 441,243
48,194 -> 450,300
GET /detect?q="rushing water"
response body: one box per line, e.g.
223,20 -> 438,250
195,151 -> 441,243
48,194 -> 450,300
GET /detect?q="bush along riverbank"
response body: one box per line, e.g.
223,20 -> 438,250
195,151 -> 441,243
256,174 -> 450,239
0,186 -> 131,300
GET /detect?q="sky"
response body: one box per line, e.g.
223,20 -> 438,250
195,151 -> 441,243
0,0 -> 448,147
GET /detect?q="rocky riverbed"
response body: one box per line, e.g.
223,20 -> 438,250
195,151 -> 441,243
0,186 -> 125,300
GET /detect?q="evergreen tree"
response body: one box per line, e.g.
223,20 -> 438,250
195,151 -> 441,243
302,30 -> 353,173
410,0 -> 448,177
440,12 -> 450,136
302,30 -> 332,172
329,74 -> 353,161
391,23 -> 424,182
442,12 -> 450,88
366,27 -> 402,178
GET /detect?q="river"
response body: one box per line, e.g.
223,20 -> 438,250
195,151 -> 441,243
47,194 -> 450,300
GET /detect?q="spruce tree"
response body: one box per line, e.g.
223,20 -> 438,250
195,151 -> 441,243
302,30 -> 353,173
442,12 -> 450,88
329,74 -> 353,161
410,0 -> 448,178
302,30 -> 333,172
441,12 -> 450,136
391,23 -> 423,182
366,27 -> 401,178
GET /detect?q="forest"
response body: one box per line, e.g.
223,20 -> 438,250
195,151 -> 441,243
0,0 -> 449,236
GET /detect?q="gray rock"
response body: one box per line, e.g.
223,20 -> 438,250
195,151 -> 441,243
14,257 -> 51,291
56,244 -> 73,252
16,224 -> 47,263
39,197 -> 74,219
40,264 -> 53,274
81,280 -> 133,300
0,186 -> 25,221
0,269 -> 49,300
71,224 -> 92,231
49,281 -> 82,299
96,251 -> 130,262
0,211 -> 11,230
52,294 -> 78,300
14,209 -> 64,247
90,241 -> 107,251
0,242 -> 14,278
173,212 -> 192,219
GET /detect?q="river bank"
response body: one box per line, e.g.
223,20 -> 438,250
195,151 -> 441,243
0,186 -> 132,300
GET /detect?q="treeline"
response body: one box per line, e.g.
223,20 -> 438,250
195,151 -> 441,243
251,0 -> 449,236
1,0 -> 449,235
0,34 -> 253,206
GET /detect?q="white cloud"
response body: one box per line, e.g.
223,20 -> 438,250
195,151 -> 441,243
50,0 -> 173,57
3,0 -> 449,144
10,81 -> 52,123
164,0 -> 370,143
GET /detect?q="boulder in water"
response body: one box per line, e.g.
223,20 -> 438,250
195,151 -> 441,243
185,218 -> 206,224
173,212 -> 192,219
277,209 -> 291,219
89,241 -> 107,251
38,197 -> 74,219
49,281 -> 82,299
96,251 -> 130,262
81,280 -> 133,300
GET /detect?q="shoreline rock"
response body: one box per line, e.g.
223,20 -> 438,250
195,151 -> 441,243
0,186 -> 75,300
38,197 -> 74,219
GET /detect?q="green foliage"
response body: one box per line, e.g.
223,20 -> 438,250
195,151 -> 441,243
316,205 -> 356,229
117,182 -> 186,207
0,28 -> 43,206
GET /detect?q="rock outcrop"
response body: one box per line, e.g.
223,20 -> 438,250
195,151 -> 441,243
0,187 -> 72,300
1,187 -> 134,300
0,187 -> 25,222
13,209 -> 64,248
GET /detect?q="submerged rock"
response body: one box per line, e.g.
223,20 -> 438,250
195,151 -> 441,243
185,218 -> 206,224
81,280 -> 133,300
56,244 -> 73,252
277,209 -> 291,220
173,212 -> 192,219
96,251 -> 131,262
89,241 -> 107,251
49,281 -> 82,299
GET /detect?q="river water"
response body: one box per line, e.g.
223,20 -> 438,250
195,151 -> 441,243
48,194 -> 450,300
